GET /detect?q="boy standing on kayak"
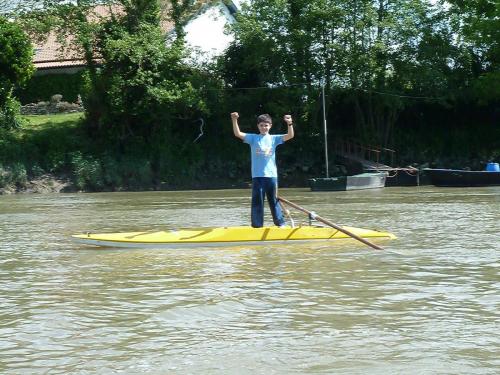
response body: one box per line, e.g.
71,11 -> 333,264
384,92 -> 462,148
231,112 -> 294,228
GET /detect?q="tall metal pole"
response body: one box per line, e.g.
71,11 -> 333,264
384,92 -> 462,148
322,83 -> 329,178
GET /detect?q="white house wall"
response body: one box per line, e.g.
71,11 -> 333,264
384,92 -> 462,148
184,3 -> 235,60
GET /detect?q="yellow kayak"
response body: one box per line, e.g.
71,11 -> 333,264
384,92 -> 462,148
72,225 -> 396,248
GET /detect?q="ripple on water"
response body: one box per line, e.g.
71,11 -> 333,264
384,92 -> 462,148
0,188 -> 499,374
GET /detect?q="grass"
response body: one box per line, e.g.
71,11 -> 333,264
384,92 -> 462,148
3,112 -> 281,191
22,112 -> 84,129
6,112 -> 156,191
0,112 -> 88,174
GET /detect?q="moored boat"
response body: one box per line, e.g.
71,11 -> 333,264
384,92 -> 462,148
72,225 -> 396,248
309,172 -> 387,191
423,168 -> 500,187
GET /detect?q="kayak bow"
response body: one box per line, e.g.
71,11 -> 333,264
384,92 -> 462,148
72,225 -> 396,249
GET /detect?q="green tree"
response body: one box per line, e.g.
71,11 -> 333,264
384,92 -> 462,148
446,0 -> 500,102
221,0 -> 485,147
18,0 -> 207,140
0,16 -> 34,129
14,0 -> 221,187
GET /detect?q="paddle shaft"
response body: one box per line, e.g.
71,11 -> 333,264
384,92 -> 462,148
279,200 -> 295,228
277,196 -> 383,250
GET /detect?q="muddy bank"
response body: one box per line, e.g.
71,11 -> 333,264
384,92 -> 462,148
0,175 -> 73,194
1,172 -> 312,195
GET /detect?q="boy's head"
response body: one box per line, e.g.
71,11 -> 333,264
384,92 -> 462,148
257,114 -> 272,135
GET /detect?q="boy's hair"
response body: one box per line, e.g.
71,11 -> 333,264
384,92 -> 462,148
257,114 -> 272,124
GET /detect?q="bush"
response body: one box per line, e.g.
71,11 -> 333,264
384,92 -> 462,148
119,157 -> 153,189
70,151 -> 104,191
0,97 -> 25,130
15,71 -> 87,105
0,162 -> 28,189
0,16 -> 34,132
101,155 -> 123,188
11,162 -> 28,187
69,152 -> 154,191
0,17 -> 34,105
0,164 -> 9,187
30,164 -> 45,178
46,150 -> 67,173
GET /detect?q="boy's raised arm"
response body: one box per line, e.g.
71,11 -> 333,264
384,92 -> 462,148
283,114 -> 294,142
231,112 -> 246,140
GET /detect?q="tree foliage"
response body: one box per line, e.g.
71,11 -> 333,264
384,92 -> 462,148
223,1 -> 405,143
83,0 -> 205,141
0,16 -> 34,129
19,0 -> 208,142
4,0 -> 498,188
446,0 -> 500,102
219,0 -> 499,148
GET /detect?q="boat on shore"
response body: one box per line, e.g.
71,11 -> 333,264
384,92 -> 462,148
308,87 -> 388,192
72,225 -> 396,249
424,167 -> 500,187
309,172 -> 387,192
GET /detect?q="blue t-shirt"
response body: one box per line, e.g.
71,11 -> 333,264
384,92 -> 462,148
244,133 -> 284,178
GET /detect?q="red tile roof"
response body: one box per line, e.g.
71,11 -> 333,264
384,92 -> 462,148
33,33 -> 86,69
33,4 -> 175,70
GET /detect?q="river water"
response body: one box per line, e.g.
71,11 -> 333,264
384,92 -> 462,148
0,187 -> 498,374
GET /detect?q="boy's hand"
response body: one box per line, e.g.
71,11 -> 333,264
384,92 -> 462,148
231,112 -> 245,139
283,114 -> 294,141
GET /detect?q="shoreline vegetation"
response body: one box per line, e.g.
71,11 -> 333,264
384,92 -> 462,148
0,113 -> 314,195
1,112 -> 497,195
0,0 -> 500,197
0,174 -> 258,194
2,1 -> 498,194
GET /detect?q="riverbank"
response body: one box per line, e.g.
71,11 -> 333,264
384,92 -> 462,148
0,175 -> 246,194
2,113 -> 497,194
0,113 -> 322,194
0,174 -> 71,194
0,171 -> 314,194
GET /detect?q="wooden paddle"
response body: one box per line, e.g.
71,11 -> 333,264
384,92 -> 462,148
277,196 -> 383,250
279,201 -> 295,228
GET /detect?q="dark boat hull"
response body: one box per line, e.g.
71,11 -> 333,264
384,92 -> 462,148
423,168 -> 500,187
310,172 -> 386,191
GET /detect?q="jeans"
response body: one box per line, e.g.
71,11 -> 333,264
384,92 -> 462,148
251,177 -> 285,228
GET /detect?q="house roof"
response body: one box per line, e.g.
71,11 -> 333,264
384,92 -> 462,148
32,3 -> 175,70
33,33 -> 87,69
